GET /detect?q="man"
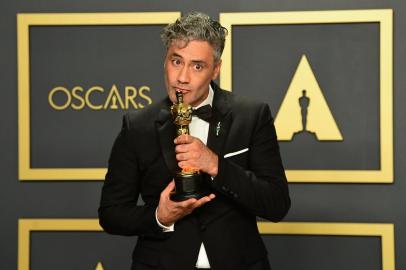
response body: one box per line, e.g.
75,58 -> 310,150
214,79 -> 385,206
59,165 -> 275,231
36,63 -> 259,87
99,12 -> 290,270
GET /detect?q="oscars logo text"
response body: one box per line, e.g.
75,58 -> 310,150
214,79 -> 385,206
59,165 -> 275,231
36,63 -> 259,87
48,84 -> 153,110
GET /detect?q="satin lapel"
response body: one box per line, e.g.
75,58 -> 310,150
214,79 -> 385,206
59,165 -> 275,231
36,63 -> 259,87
207,87 -> 232,157
156,106 -> 178,174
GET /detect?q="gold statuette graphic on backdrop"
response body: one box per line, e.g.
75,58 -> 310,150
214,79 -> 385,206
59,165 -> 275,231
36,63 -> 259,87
274,55 -> 343,141
170,92 -> 210,201
95,262 -> 104,270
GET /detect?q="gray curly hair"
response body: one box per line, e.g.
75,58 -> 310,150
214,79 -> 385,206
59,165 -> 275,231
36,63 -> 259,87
161,12 -> 228,63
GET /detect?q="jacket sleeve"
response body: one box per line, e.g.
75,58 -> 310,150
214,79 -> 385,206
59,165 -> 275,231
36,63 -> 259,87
98,114 -> 164,237
211,103 -> 291,222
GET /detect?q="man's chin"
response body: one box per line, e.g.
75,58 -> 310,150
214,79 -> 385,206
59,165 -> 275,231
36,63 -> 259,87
183,97 -> 198,107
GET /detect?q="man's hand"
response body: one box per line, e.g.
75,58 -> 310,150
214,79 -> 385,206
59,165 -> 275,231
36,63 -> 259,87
156,181 -> 215,226
174,134 -> 219,177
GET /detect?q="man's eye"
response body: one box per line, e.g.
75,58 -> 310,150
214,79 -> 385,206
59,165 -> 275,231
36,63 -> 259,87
172,59 -> 181,65
194,64 -> 202,71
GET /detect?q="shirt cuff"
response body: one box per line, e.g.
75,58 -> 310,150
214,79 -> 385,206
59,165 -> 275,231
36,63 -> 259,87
155,208 -> 174,232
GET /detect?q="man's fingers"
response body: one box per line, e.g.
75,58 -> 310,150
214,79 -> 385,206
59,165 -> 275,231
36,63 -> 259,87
179,194 -> 216,209
177,198 -> 197,209
176,153 -> 186,161
164,193 -> 216,222
175,144 -> 187,154
178,161 -> 198,170
161,180 -> 175,196
193,194 -> 216,207
202,193 -> 216,201
174,134 -> 193,144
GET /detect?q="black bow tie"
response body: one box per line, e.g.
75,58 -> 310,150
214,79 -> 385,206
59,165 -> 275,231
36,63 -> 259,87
192,105 -> 212,122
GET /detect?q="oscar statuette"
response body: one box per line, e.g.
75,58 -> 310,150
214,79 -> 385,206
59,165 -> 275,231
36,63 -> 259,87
170,92 -> 210,201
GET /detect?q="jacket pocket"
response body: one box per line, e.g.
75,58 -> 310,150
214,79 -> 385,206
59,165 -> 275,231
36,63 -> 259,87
223,148 -> 249,167
224,148 -> 249,158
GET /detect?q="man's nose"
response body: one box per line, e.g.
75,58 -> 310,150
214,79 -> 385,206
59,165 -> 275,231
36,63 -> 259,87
177,65 -> 190,84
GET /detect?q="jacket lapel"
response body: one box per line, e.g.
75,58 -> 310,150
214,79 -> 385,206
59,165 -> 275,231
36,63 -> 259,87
155,99 -> 178,174
207,83 -> 233,157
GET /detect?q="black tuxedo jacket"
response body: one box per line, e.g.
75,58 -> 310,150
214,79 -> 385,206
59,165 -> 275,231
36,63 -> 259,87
99,82 -> 291,270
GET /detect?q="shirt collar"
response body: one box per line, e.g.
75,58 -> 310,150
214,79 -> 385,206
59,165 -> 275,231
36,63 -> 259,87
193,85 -> 214,109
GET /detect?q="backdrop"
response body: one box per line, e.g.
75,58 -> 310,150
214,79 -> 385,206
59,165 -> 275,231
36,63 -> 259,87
0,1 -> 405,270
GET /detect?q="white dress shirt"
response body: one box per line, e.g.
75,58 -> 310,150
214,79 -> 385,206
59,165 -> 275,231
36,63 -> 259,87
156,86 -> 214,269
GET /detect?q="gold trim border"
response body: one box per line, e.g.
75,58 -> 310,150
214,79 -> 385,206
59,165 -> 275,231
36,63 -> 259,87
259,222 -> 396,270
18,219 -> 395,270
17,12 -> 181,181
219,9 -> 393,183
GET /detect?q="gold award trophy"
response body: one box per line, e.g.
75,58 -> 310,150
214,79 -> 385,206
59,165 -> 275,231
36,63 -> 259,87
170,92 -> 210,201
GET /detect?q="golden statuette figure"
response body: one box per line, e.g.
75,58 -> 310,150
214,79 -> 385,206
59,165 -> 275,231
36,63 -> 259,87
170,91 -> 209,201
171,92 -> 192,136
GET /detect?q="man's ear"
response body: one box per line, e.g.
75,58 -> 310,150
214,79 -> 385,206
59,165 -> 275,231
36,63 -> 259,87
212,60 -> 222,80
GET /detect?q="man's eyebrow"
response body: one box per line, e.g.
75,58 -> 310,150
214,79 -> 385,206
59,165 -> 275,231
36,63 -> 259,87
191,60 -> 208,66
170,53 -> 208,65
171,53 -> 183,58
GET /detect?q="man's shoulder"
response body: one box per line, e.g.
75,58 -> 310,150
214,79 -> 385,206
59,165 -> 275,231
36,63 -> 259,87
213,84 -> 269,114
232,94 -> 266,111
123,98 -> 171,129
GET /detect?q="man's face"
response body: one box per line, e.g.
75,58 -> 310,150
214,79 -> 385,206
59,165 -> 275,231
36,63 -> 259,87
164,39 -> 221,107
